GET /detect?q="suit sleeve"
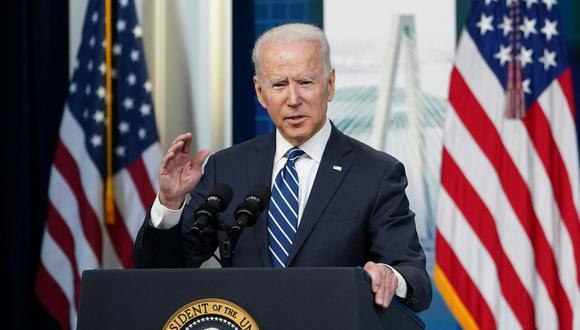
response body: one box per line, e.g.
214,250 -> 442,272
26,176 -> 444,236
134,155 -> 219,268
368,160 -> 432,312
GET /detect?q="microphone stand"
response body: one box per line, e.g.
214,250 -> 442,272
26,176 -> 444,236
215,221 -> 242,268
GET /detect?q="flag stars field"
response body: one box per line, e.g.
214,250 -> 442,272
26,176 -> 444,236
90,134 -> 102,148
127,73 -> 136,85
542,0 -> 557,11
93,110 -> 105,124
97,86 -> 106,99
525,0 -> 538,9
517,46 -> 534,68
115,145 -> 125,157
138,127 -> 146,140
117,19 -> 126,32
539,49 -> 557,71
130,49 -> 139,61
494,44 -> 512,66
498,15 -> 513,36
118,121 -> 130,134
113,44 -> 122,55
519,16 -> 538,38
139,103 -> 151,116
522,78 -> 532,94
541,19 -> 558,41
123,97 -> 134,110
476,14 -> 494,35
143,80 -> 152,92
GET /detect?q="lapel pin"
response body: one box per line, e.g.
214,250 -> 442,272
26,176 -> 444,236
332,165 -> 342,172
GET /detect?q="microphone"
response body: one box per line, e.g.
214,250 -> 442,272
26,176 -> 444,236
231,185 -> 271,236
190,183 -> 233,237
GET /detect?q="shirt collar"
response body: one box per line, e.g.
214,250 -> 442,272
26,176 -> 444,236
274,117 -> 331,164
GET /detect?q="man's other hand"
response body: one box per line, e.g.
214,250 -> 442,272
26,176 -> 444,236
158,133 -> 210,209
364,261 -> 398,308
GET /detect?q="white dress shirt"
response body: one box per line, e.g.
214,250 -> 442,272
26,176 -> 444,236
270,117 -> 331,224
149,118 -> 407,298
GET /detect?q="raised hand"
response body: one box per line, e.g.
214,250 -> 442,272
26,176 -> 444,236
158,133 -> 210,209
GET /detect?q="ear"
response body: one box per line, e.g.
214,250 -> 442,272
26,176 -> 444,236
253,75 -> 268,108
327,69 -> 336,102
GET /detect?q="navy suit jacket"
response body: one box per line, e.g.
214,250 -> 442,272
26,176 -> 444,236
135,125 -> 432,312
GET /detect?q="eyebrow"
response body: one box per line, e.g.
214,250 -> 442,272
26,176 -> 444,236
267,74 -> 317,83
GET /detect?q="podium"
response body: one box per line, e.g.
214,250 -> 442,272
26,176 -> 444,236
77,267 -> 424,329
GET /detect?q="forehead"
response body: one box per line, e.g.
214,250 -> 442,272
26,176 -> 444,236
259,40 -> 323,76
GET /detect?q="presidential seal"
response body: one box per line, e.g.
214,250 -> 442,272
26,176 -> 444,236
163,298 -> 259,330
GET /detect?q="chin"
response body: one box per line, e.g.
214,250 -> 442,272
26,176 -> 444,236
282,132 -> 308,145
279,122 -> 316,143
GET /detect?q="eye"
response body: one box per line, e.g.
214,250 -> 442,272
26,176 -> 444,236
301,80 -> 313,86
272,81 -> 286,88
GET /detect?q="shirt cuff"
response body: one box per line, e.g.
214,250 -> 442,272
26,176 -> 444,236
382,264 -> 408,299
150,194 -> 185,229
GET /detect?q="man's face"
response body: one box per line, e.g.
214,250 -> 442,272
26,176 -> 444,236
253,40 -> 335,146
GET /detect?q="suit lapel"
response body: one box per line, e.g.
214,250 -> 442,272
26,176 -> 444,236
286,127 -> 352,266
248,134 -> 276,267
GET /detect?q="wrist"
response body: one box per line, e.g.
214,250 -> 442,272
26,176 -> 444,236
159,193 -> 185,210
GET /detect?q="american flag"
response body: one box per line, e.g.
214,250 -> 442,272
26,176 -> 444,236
436,0 -> 580,329
35,0 -> 160,328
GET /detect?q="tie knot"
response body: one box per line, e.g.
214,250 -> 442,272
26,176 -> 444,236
286,148 -> 305,164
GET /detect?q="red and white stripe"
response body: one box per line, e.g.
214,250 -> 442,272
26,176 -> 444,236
35,106 -> 160,329
436,30 -> 580,330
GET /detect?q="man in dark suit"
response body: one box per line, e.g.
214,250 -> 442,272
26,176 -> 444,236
135,23 -> 431,312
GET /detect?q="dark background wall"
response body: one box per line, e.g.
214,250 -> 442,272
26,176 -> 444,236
3,0 -> 69,329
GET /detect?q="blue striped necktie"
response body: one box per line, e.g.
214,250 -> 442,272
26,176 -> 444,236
268,147 -> 305,268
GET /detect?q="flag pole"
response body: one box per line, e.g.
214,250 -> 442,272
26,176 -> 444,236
104,0 -> 115,225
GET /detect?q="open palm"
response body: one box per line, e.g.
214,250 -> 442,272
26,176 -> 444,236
158,133 -> 210,209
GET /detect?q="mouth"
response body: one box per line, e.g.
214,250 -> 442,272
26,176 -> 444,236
285,115 -> 306,124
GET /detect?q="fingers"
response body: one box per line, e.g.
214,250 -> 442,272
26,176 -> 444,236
168,136 -> 189,155
364,261 -> 397,308
161,133 -> 193,171
160,149 -> 176,172
167,133 -> 192,157
160,143 -> 183,172
192,149 -> 211,171
364,261 -> 381,293
171,132 -> 192,148
178,133 -> 193,152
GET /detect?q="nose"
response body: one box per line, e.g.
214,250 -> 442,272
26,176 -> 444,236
286,83 -> 302,107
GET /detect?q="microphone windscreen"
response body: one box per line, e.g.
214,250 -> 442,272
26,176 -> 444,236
246,185 -> 271,211
209,183 -> 234,211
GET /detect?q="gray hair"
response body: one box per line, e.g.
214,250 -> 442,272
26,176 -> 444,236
252,23 -> 332,78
